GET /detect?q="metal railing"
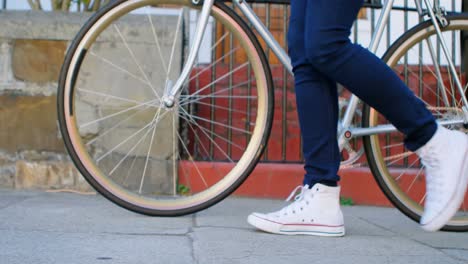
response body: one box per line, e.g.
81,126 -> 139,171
1,0 -> 462,163
189,0 -> 462,163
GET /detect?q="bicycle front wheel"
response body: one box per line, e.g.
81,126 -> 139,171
58,0 -> 274,216
364,15 -> 468,231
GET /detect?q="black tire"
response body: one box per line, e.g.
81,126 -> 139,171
363,15 -> 468,231
58,0 -> 274,216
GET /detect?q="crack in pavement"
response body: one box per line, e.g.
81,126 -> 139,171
0,227 -> 191,237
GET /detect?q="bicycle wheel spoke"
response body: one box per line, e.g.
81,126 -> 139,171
180,99 -> 251,116
404,163 -> 423,193
419,193 -> 427,205
113,24 -> 160,98
179,83 -> 257,106
61,0 -> 271,216
384,151 -> 414,166
394,157 -> 420,182
402,67 -> 451,116
139,107 -> 163,194
186,46 -> 240,84
182,111 -> 252,135
147,12 -> 168,75
176,129 -> 209,188
405,48 -> 457,106
96,109 -> 169,163
179,62 -> 249,102
172,111 -> 177,195
179,111 -> 244,155
78,88 -> 153,105
179,107 -> 235,162
88,51 -> 151,86
108,120 -> 154,176
181,94 -> 257,105
382,142 -> 404,149
166,9 -> 184,80
79,99 -> 158,129
123,149 -> 139,186
86,106 -> 149,146
368,20 -> 468,229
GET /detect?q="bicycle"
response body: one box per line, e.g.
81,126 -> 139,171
57,0 -> 468,231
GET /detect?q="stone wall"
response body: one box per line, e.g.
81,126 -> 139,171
0,10 -> 182,192
0,11 -> 89,190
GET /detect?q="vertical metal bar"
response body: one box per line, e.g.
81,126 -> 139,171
235,0 -> 292,73
434,0 -> 442,109
422,0 -> 468,108
352,15 -> 359,150
437,28 -> 442,108
209,11 -> 216,159
386,6 -> 391,50
282,4 -> 288,162
2,0 -> 6,9
404,0 -> 409,88
384,5 -> 392,161
414,0 -> 451,107
368,0 -> 395,53
385,3 -> 393,158
353,19 -> 359,44
452,0 -> 457,107
192,14 -> 201,160
419,38 -> 423,101
243,1 -> 253,161
403,0 -> 409,166
462,0 -> 468,76
418,0 -> 424,108
246,62 -> 252,156
228,25 -> 233,157
371,4 -> 375,35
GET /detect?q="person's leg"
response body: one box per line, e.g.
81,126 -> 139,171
303,0 -> 468,232
288,0 -> 340,187
303,0 -> 436,151
246,0 -> 345,237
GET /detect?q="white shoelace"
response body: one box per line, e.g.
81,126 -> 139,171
285,185 -> 309,202
276,185 -> 312,215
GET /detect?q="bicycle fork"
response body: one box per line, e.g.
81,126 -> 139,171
162,0 -> 215,108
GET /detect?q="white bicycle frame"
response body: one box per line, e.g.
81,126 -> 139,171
162,0 -> 468,150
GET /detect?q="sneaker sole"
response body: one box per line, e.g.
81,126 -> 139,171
247,214 -> 345,237
421,136 -> 468,232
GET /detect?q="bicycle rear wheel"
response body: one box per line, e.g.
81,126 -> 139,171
58,0 -> 273,216
364,15 -> 468,231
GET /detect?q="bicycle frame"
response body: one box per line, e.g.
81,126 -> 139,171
163,0 -> 468,150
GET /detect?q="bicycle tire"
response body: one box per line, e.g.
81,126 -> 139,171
363,14 -> 468,231
58,0 -> 274,216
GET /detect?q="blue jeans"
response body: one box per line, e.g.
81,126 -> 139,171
288,0 -> 437,186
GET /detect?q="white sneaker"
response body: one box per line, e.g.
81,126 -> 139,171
247,184 -> 345,236
416,125 -> 468,231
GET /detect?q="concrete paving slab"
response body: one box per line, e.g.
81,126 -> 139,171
441,249 -> 468,262
0,191 -> 192,235
190,227 -> 462,264
344,206 -> 468,250
1,189 -> 467,264
0,188 -> 42,209
196,197 -> 394,236
0,229 -> 192,264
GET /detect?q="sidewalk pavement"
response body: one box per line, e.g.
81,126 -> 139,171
0,188 -> 467,264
